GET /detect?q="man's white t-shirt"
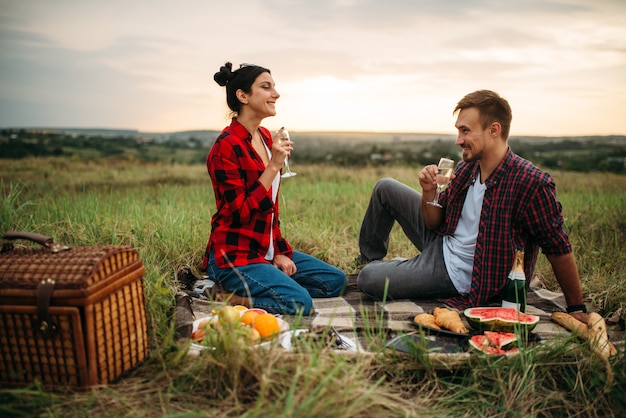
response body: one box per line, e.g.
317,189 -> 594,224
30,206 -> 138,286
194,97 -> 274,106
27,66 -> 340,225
442,173 -> 487,295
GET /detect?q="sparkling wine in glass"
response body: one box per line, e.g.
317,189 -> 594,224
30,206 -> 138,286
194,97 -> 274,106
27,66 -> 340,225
278,129 -> 297,178
426,157 -> 454,208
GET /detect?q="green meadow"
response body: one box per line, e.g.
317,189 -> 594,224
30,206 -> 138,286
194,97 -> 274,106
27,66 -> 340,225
1,158 -> 625,417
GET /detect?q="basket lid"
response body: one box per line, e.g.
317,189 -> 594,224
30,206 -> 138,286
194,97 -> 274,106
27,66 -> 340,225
0,244 -> 140,290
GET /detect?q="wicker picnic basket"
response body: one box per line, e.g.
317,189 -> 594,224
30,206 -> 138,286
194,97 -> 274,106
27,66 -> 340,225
0,232 -> 149,388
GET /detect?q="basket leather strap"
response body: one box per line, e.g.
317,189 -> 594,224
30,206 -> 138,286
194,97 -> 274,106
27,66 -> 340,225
33,278 -> 59,339
2,231 -> 70,253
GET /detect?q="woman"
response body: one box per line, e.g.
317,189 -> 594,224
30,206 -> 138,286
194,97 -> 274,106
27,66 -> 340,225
202,62 -> 346,315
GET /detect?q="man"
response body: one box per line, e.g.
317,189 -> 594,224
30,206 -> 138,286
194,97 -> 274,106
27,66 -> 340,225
357,90 -> 587,321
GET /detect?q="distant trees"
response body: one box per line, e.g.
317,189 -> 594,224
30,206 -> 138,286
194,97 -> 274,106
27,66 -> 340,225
1,129 -> 624,173
509,137 -> 626,173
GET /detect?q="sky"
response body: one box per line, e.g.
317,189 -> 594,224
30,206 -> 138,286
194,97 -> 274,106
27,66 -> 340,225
1,0 -> 625,136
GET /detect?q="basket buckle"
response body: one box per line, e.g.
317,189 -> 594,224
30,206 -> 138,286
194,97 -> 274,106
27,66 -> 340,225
33,278 -> 60,339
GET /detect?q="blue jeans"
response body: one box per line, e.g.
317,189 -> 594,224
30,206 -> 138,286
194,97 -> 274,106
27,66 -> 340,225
207,250 -> 346,315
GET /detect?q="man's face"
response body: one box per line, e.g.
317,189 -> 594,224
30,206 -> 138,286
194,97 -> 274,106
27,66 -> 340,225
455,107 -> 489,163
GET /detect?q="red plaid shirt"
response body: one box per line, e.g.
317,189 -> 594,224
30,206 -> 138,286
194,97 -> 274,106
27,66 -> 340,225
202,119 -> 292,269
440,148 -> 572,309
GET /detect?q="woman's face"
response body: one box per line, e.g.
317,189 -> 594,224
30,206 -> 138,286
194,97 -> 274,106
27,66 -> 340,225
239,72 -> 280,119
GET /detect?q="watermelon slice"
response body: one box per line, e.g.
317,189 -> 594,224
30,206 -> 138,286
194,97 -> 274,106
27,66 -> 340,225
464,307 -> 539,333
469,331 -> 519,355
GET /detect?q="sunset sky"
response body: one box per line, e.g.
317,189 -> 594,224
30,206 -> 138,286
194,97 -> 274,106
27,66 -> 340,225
1,0 -> 625,136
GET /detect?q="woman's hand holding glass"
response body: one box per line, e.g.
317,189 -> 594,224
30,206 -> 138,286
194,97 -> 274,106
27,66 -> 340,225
276,128 -> 296,178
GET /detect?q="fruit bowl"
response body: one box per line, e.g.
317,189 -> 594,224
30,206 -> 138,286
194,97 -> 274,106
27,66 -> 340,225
190,314 -> 291,351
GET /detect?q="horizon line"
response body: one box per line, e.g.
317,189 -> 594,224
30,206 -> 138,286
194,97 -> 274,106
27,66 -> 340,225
3,126 -> 626,139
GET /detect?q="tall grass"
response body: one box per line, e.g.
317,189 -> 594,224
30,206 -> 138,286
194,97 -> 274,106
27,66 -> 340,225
1,158 -> 624,417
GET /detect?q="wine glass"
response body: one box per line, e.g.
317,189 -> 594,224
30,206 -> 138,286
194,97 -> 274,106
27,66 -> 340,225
426,157 -> 455,208
278,129 -> 297,178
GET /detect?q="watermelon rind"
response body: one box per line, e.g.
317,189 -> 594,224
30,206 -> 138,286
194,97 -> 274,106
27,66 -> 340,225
464,307 -> 539,333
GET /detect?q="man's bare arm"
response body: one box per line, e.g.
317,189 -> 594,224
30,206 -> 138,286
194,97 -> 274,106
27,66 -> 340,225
546,252 -> 587,322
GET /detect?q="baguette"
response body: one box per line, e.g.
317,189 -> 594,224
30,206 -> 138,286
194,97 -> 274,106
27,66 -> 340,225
551,312 -> 588,338
587,312 -> 617,360
551,311 -> 617,359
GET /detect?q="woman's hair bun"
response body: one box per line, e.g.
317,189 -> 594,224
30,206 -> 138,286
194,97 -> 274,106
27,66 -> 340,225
214,62 -> 234,86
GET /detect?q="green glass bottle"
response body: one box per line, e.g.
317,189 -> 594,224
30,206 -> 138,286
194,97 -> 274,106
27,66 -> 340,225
501,248 -> 526,312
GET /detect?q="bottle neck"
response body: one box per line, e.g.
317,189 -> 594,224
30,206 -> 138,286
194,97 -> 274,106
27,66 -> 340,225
508,271 -> 526,281
510,249 -> 525,279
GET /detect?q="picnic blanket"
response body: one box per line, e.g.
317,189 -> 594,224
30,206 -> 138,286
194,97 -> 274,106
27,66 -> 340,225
305,274 -> 572,350
174,269 -> 622,353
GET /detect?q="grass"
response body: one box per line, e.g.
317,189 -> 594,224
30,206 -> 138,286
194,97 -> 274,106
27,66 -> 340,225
1,158 -> 625,417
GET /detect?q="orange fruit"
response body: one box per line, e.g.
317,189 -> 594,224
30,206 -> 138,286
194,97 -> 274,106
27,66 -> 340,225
233,305 -> 248,313
240,310 -> 260,327
254,313 -> 280,340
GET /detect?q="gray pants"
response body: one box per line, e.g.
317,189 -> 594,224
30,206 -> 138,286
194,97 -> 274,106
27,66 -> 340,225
357,178 -> 459,300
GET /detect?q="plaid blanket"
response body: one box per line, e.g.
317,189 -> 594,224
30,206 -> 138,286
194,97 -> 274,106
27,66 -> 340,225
176,270 -> 594,352
306,274 -> 577,350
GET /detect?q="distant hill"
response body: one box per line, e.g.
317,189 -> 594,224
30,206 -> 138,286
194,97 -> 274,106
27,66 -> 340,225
4,127 -> 624,145
2,127 -> 625,172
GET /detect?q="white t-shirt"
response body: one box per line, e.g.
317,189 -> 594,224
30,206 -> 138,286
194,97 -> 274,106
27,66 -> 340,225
442,173 -> 486,295
263,140 -> 281,261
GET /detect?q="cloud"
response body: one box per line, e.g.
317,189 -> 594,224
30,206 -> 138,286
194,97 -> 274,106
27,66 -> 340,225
0,0 -> 625,135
